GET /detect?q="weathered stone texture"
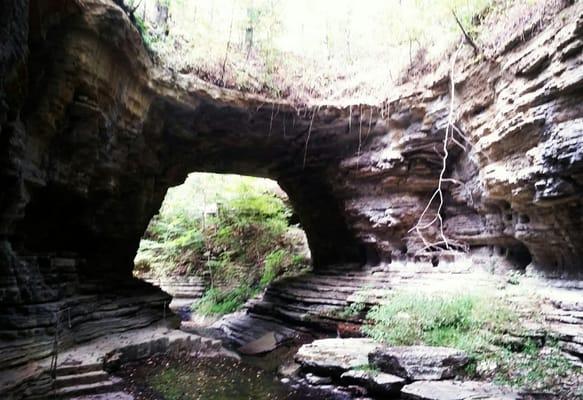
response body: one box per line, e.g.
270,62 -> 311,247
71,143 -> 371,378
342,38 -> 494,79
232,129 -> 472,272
0,0 -> 581,395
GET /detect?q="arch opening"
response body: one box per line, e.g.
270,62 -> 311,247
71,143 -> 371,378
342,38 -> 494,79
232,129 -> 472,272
133,172 -> 315,316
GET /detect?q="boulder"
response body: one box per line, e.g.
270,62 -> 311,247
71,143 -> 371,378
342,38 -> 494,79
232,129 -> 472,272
369,346 -> 469,380
295,338 -> 380,375
305,373 -> 333,385
401,380 -> 519,400
340,369 -> 405,395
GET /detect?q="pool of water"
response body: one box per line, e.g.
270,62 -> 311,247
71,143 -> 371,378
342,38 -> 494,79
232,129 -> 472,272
117,354 -> 350,400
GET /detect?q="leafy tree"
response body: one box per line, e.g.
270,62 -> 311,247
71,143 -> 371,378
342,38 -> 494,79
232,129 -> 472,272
134,173 -> 310,315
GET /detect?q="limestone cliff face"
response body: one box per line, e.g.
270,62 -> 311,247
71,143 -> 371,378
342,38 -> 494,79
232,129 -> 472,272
336,8 -> 583,274
0,0 -> 581,393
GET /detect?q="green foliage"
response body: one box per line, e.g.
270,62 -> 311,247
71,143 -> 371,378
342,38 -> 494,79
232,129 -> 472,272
339,301 -> 366,319
134,15 -> 154,49
363,289 -> 581,390
124,0 -> 543,103
135,173 -> 310,315
193,284 -> 260,316
260,249 -> 285,286
491,340 -> 577,390
134,213 -> 205,277
352,363 -> 380,375
210,182 -> 292,273
363,290 -> 512,350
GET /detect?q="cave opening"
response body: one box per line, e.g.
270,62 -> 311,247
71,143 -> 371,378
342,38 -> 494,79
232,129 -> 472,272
506,242 -> 533,270
132,172 -> 312,318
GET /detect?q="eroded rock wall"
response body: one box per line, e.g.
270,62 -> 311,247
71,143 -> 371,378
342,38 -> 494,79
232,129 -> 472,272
334,6 -> 583,274
0,0 -> 581,393
0,0 -> 364,387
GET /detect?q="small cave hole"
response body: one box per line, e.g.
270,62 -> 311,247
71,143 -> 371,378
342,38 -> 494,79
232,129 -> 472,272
364,244 -> 381,266
471,104 -> 487,116
507,243 -> 532,270
519,214 -> 530,224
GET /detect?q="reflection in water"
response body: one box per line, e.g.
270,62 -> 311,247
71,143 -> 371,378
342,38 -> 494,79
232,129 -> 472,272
118,354 -> 348,400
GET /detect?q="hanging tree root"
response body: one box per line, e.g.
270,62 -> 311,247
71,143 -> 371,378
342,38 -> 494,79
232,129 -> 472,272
354,105 -> 377,168
357,105 -> 363,168
303,106 -> 320,169
408,38 -> 469,256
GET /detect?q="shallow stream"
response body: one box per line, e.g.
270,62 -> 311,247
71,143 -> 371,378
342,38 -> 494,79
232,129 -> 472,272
117,353 -> 351,400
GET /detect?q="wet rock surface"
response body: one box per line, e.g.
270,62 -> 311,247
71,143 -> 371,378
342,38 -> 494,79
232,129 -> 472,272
340,369 -> 405,395
400,380 -> 519,400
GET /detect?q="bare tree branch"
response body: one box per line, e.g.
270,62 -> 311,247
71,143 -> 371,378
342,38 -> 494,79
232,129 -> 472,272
452,10 -> 480,55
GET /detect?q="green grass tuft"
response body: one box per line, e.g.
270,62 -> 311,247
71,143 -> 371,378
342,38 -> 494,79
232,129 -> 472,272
363,290 -> 512,351
363,289 -> 580,391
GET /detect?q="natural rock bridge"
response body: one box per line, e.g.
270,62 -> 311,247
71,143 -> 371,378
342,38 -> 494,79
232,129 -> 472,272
0,0 -> 582,397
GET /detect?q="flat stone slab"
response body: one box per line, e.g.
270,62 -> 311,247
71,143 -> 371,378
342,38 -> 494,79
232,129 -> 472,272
305,373 -> 333,385
71,392 -> 134,400
238,331 -> 278,355
295,338 -> 380,374
340,369 -> 404,394
369,346 -> 469,380
401,381 -> 519,400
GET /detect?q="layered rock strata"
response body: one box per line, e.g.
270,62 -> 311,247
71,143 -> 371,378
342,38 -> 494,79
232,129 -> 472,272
0,0 -> 582,395
1,322 -> 222,399
293,338 -> 517,400
144,276 -> 206,316
214,261 -> 583,366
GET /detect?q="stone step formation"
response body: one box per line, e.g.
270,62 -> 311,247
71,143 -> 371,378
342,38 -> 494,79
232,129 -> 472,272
0,323 -> 224,399
28,363 -> 121,399
144,276 -> 206,318
213,263 -> 583,364
47,369 -> 123,400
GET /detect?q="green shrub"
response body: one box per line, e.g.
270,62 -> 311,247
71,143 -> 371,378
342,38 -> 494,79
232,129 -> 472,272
260,249 -> 286,286
339,301 -> 366,319
491,341 -> 576,390
363,290 -> 510,351
134,213 -> 205,277
363,289 -> 580,390
212,185 -> 290,269
135,174 -> 310,314
193,285 -> 260,316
